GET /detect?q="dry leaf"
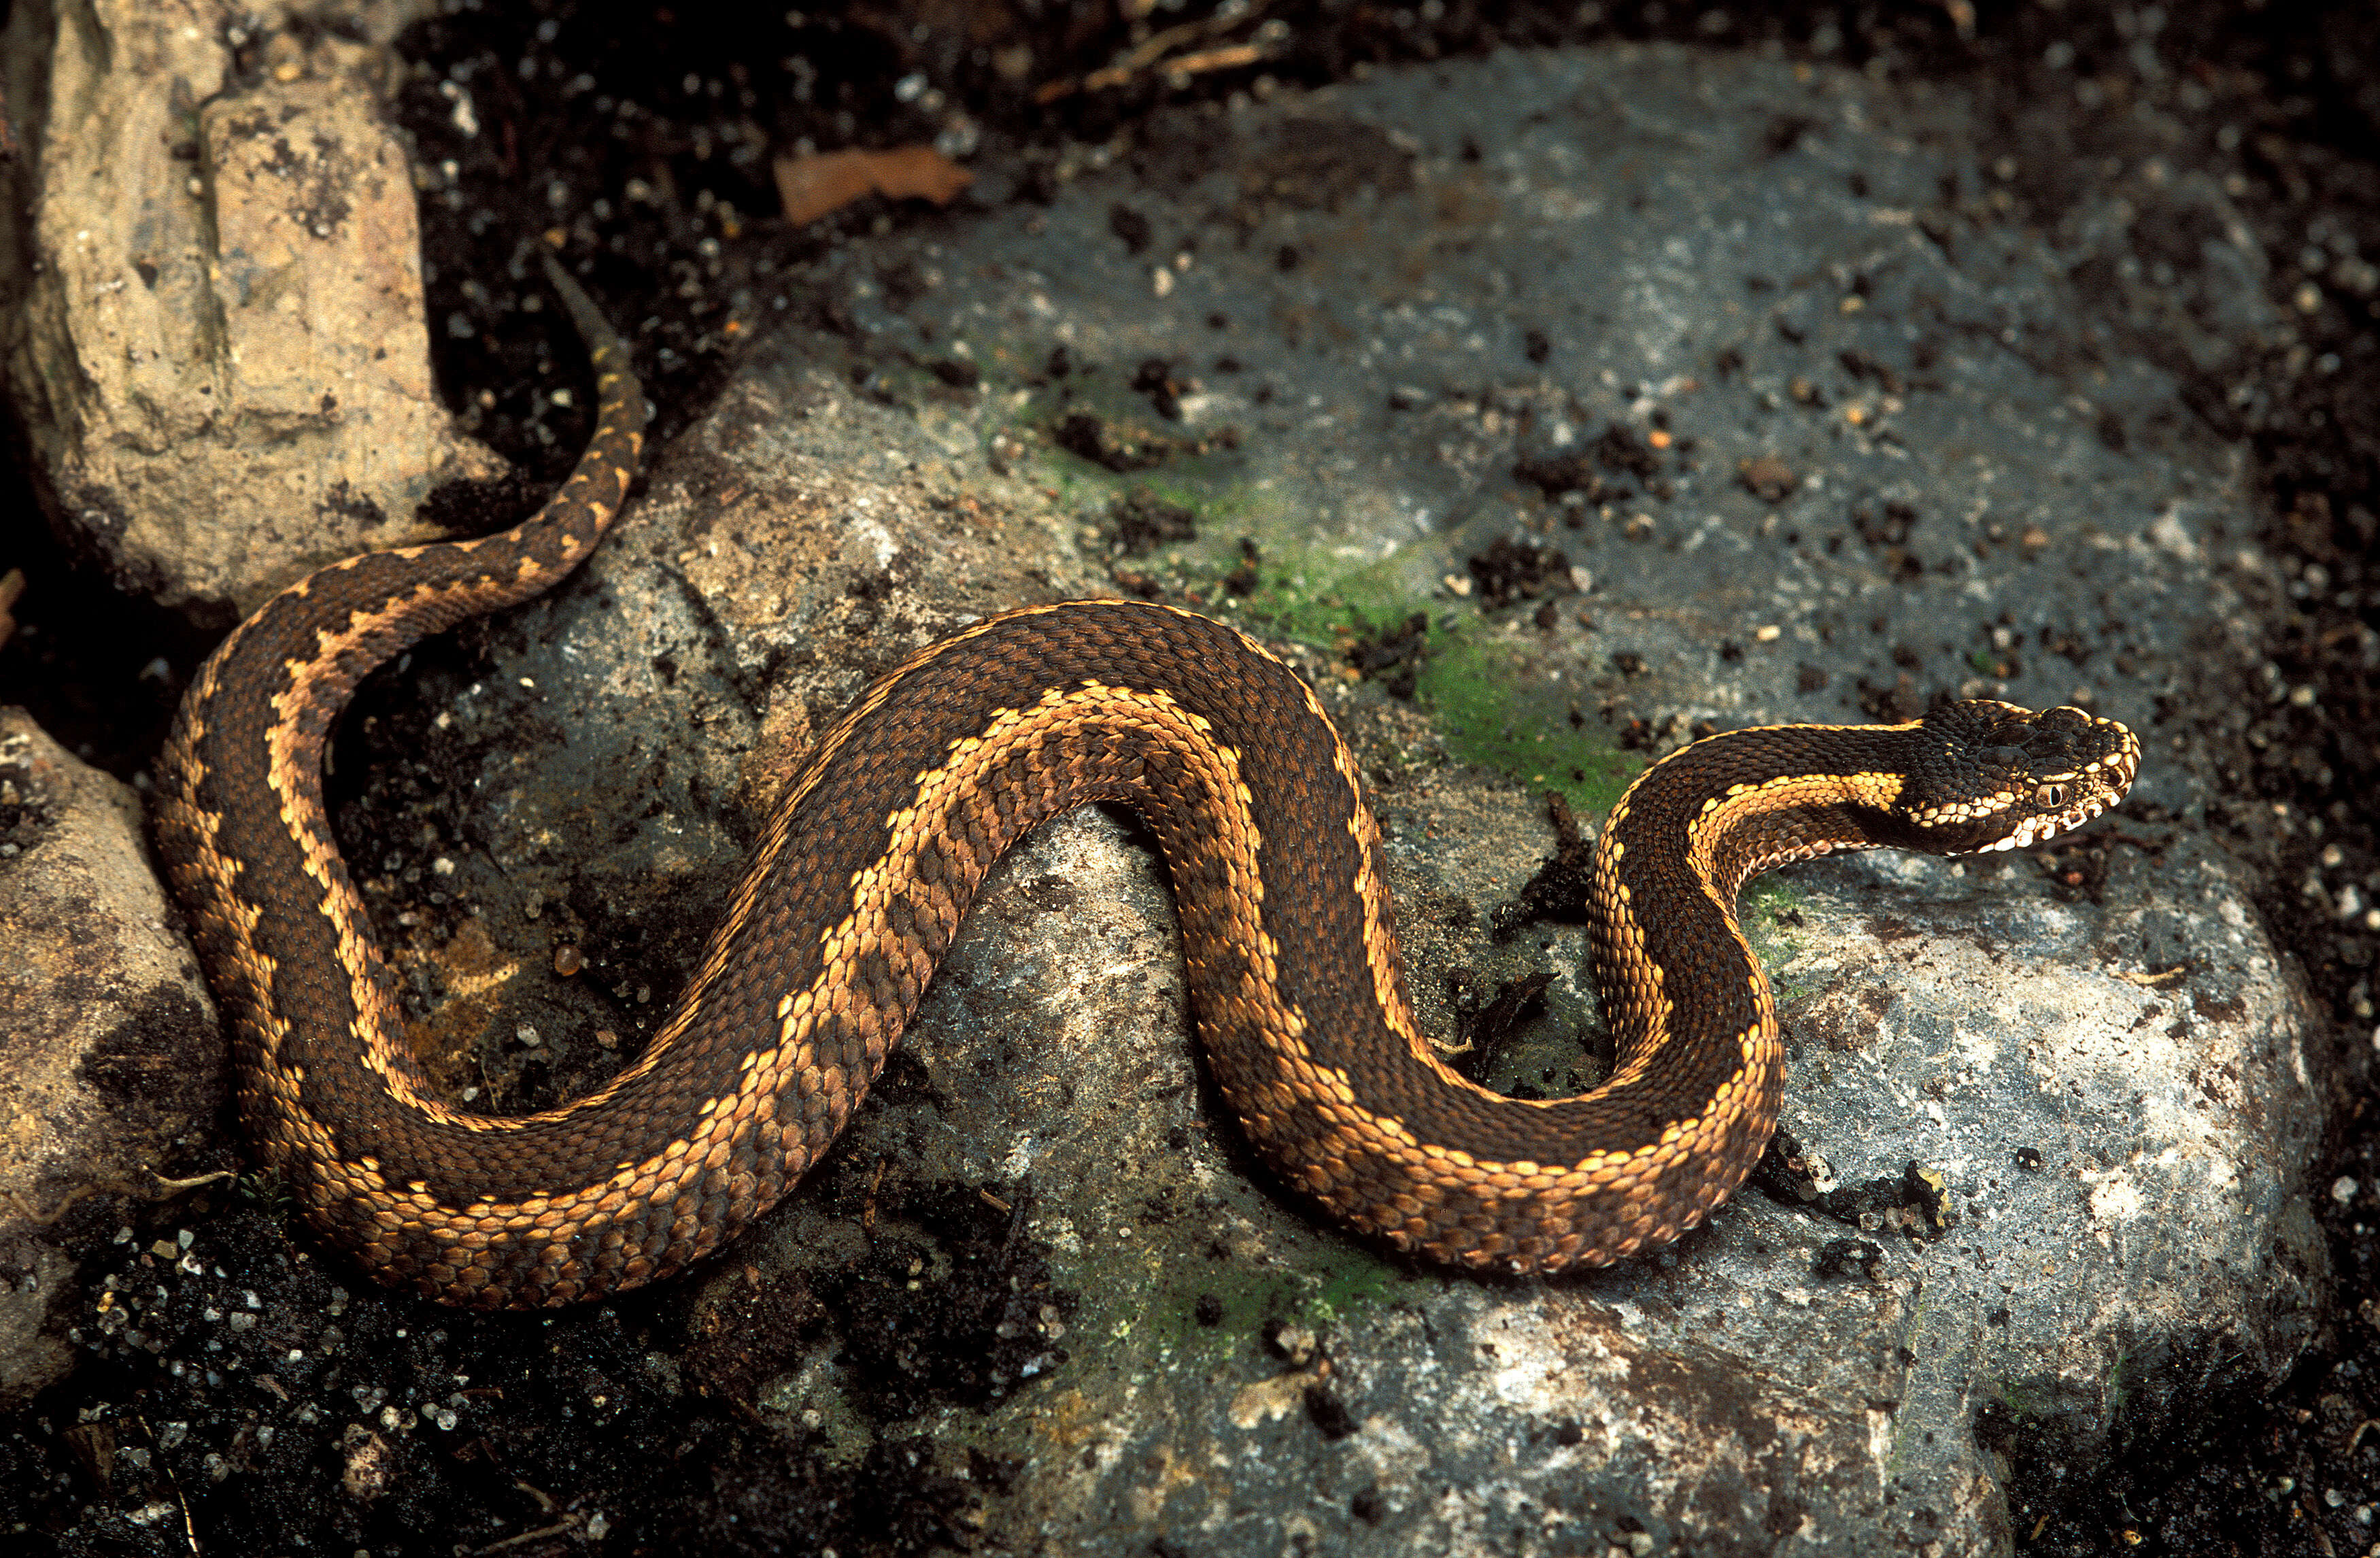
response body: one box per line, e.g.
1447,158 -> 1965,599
772,146 -> 972,226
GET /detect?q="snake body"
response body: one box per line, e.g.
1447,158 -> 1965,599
153,258 -> 2141,1308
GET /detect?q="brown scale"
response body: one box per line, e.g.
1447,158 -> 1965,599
153,258 -> 2144,1307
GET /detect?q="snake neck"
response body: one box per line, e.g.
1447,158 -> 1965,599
1612,719 -> 1928,882
1584,722 -> 1930,1086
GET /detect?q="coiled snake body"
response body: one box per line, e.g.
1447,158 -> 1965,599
154,258 -> 2141,1308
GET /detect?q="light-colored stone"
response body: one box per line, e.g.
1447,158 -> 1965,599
0,0 -> 494,618
0,711 -> 226,1408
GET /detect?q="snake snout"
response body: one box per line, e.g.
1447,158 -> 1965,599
1985,709 -> 2139,853
1905,698 -> 2140,856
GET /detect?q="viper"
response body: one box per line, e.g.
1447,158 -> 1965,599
153,255 -> 2141,1308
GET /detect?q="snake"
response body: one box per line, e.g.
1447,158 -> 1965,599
152,254 -> 2143,1310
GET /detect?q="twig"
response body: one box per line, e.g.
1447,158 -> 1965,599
462,1514 -> 581,1555
2111,966 -> 2188,987
135,1413 -> 201,1555
1036,1 -> 1278,103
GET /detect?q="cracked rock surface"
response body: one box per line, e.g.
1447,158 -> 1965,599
0,0 -> 492,618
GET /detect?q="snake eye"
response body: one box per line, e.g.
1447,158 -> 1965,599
2035,783 -> 2069,809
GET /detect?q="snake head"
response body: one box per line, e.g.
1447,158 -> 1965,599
1899,700 -> 2141,854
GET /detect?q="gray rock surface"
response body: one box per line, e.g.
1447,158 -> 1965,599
0,711 -> 227,1408
256,44 -> 2319,1555
0,0 -> 491,617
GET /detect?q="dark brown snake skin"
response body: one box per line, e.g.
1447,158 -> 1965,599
152,255 -> 2143,1308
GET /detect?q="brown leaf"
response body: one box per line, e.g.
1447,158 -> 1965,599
772,146 -> 972,226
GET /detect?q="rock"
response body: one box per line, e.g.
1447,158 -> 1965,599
0,711 -> 227,1408
431,46 -> 2295,1555
0,0 -> 493,620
